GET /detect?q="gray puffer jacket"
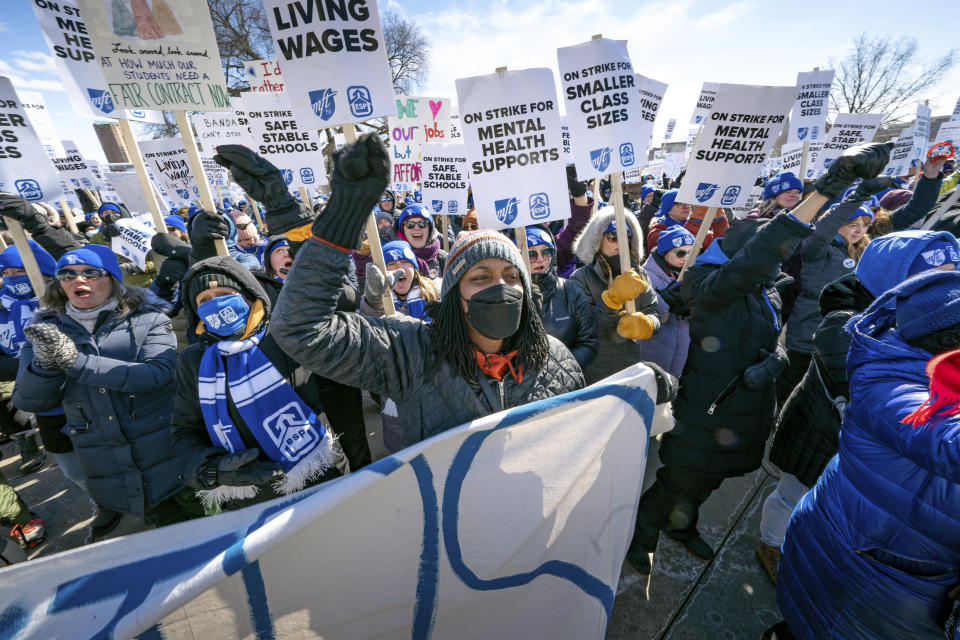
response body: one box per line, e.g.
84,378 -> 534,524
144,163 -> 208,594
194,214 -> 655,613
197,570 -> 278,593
271,240 -> 585,446
13,290 -> 181,516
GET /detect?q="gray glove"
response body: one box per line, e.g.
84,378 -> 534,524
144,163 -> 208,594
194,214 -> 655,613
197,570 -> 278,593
24,323 -> 78,371
742,347 -> 789,390
363,263 -> 404,311
813,142 -> 894,198
199,448 -> 283,487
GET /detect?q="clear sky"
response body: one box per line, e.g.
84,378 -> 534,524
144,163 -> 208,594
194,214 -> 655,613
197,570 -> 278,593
3,0 -> 958,164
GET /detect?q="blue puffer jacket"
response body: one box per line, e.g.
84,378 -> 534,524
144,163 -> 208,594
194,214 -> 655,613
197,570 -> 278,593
778,304 -> 960,639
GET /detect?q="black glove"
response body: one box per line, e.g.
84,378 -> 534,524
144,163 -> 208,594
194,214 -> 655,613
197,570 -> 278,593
643,360 -> 678,404
312,133 -> 390,250
151,232 -> 192,260
813,142 -> 895,198
24,323 -> 78,371
566,165 -> 586,198
849,176 -> 899,202
189,210 -> 229,262
673,169 -> 686,189
198,448 -> 283,488
154,256 -> 188,294
742,347 -> 790,390
657,281 -> 690,317
0,193 -> 50,235
103,223 -> 121,238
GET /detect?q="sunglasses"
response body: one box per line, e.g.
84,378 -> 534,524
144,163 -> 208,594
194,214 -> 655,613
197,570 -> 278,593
56,267 -> 108,282
672,249 -> 690,258
604,232 -> 627,242
404,220 -> 430,230
380,196 -> 392,203
528,248 -> 555,261
461,223 -> 478,231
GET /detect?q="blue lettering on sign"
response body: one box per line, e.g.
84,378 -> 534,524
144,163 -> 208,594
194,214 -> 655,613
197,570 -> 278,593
448,200 -> 458,214
812,125 -> 819,139
695,182 -> 718,203
590,147 -> 612,173
494,197 -> 519,226
347,85 -> 374,118
300,168 -> 315,184
720,185 -> 741,206
797,127 -> 808,140
619,143 -> 635,167
529,192 -> 550,220
431,200 -> 442,213
308,89 -> 337,121
282,169 -> 293,185
87,89 -> 115,114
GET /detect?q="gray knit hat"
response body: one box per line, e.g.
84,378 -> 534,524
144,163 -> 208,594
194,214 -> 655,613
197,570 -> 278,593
441,230 -> 530,299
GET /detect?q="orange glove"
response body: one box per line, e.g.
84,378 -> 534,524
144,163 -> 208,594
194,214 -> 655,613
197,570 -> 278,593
617,313 -> 656,340
602,270 -> 647,309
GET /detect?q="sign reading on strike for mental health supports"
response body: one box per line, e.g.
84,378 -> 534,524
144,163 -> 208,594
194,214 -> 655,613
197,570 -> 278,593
934,120 -> 960,153
677,83 -> 797,209
244,91 -> 328,190
456,68 -> 567,229
808,112 -> 882,177
421,143 -> 468,217
690,81 -> 718,124
883,135 -> 914,177
77,0 -> 230,111
787,69 -> 834,143
389,96 -> 452,187
244,59 -> 285,93
0,77 -> 63,204
556,38 -> 641,179
263,0 -> 394,128
138,136 -> 201,204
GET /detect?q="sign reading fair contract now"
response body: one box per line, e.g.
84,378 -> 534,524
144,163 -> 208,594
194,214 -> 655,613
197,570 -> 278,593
456,68 -> 567,229
677,83 -> 797,209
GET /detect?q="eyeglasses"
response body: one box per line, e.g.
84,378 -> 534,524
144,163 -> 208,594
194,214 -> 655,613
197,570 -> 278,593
528,248 -> 555,261
404,220 -> 430,230
56,267 -> 108,282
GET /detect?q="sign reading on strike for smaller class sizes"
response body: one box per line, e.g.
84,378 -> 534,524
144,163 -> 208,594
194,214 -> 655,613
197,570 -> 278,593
0,77 -> 64,205
420,143 -> 468,217
787,69 -> 834,143
456,68 -> 567,230
677,83 -> 797,209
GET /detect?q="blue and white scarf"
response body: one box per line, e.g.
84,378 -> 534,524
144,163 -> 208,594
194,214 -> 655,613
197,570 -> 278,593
197,330 -> 340,507
395,285 -> 430,321
0,294 -> 38,355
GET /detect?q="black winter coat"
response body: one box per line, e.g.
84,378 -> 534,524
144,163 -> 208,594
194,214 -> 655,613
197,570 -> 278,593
768,273 -> 873,486
663,214 -> 812,477
533,260 -> 598,370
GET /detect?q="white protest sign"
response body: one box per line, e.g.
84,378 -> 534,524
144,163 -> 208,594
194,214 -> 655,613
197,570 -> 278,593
16,91 -> 65,159
683,127 -> 698,161
881,135 -> 914,178
244,91 -> 328,190
779,141 -> 804,175
787,69 -> 834,143
623,167 -> 642,184
934,120 -> 960,151
0,78 -> 64,204
556,38 -> 642,179
449,109 -> 462,141
244,59 -> 285,93
664,118 -> 677,140
456,68 -> 567,228
263,0 -> 394,128
421,143 -> 469,217
734,185 -> 764,216
107,171 -> 152,213
202,158 -> 229,186
111,216 -> 155,270
689,82 -> 718,124
952,96 -> 960,122
676,83 -> 797,208
191,106 -> 254,156
636,73 -> 668,148
809,112 -> 882,177
388,96 -> 452,187
53,139 -> 100,191
138,137 -> 201,203
560,116 -> 573,163
663,150 -> 685,180
76,0 -> 230,111
913,103 -> 931,160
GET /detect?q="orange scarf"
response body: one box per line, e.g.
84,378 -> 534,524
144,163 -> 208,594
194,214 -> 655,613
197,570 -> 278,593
474,349 -> 523,383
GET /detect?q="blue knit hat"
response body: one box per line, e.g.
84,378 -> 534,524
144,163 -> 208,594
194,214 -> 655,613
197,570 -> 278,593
0,240 -> 57,277
414,189 -> 422,202
908,238 -> 960,276
441,230 -> 530,299
164,215 -> 187,233
857,230 -> 960,297
841,185 -> 879,210
832,202 -> 874,222
382,240 -> 418,271
525,226 -> 554,249
658,189 -> 680,217
640,185 -> 655,201
762,172 -> 803,201
892,270 -> 960,341
56,244 -> 122,282
657,225 -> 695,256
604,220 -> 632,236
397,203 -> 433,230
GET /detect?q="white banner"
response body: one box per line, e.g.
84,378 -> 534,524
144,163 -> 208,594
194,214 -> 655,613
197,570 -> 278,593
191,106 -> 254,157
0,78 -> 63,204
779,141 -> 804,176
664,118 -> 677,140
111,216 -> 155,269
421,143 -> 468,217
244,91 -> 329,190
138,137 -> 201,204
808,112 -> 882,178
263,0 -> 394,128
677,83 -> 796,208
244,58 -> 286,93
786,69 -> 834,143
449,109 -> 462,141
77,0 -> 230,111
883,135 -> 914,177
0,365 -> 666,640
52,139 -> 100,191
456,68 -> 567,229
388,96 -> 452,188
689,81 -> 718,124
913,103 -> 932,160
16,90 -> 65,159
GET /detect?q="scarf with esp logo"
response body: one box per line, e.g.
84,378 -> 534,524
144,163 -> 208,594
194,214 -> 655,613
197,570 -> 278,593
197,329 -> 340,507
395,285 -> 430,321
0,293 -> 38,355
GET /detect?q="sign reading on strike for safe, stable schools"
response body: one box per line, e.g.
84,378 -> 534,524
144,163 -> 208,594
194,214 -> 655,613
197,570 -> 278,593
138,136 -> 201,204
388,96 -> 452,187
77,0 -> 230,111
0,77 -> 63,204
112,216 -> 156,271
456,68 -> 567,229
677,83 -> 797,209
557,38 -> 641,179
244,59 -> 286,93
787,69 -> 834,144
263,0 -> 394,129
421,143 -> 468,217
244,91 -> 328,190
690,82 -> 718,124
807,112 -> 882,177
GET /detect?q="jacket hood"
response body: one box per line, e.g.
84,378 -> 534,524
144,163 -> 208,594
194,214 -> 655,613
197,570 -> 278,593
693,237 -> 729,267
181,256 -> 272,335
846,304 -> 930,389
818,272 -> 874,316
855,230 -> 960,297
572,208 -> 642,265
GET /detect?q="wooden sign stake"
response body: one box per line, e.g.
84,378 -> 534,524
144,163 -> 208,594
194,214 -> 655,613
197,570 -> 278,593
174,109 -> 228,257
3,217 -> 45,296
677,206 -> 718,282
116,117 -> 166,232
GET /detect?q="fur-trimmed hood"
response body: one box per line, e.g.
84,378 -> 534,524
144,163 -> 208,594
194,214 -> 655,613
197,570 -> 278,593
572,208 -> 642,266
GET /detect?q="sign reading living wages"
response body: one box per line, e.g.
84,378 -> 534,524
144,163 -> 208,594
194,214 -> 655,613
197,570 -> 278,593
77,0 -> 231,111
263,0 -> 394,128
420,142 -> 468,216
677,83 -> 797,209
456,68 -> 567,229
138,136 -> 201,203
0,77 -> 63,204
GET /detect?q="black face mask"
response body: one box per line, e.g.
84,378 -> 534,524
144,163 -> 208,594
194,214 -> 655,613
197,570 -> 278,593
464,284 -> 524,340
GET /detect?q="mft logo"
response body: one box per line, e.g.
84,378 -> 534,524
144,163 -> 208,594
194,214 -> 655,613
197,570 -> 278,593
14,179 -> 43,201
87,89 -> 115,114
282,169 -> 293,185
264,402 -> 320,462
494,197 -> 519,225
431,200 -> 443,213
308,88 -> 337,121
797,127 -> 808,140
529,192 -> 550,220
695,182 -> 718,203
590,147 -> 612,173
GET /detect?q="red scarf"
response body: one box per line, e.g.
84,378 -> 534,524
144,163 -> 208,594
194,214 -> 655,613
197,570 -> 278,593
902,348 -> 960,426
474,349 -> 523,383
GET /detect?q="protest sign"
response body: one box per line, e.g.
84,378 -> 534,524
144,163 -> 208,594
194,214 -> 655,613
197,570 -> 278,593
556,38 -> 644,179
952,96 -> 960,122
913,103 -> 931,160
623,167 -> 642,184
734,185 -> 764,217
882,135 -> 914,177
191,106 -> 254,156
449,109 -> 462,141
787,69 -> 834,143
388,96 -> 452,187
421,142 -> 468,217
244,91 -> 328,190
0,78 -> 64,204
111,216 -> 155,270
683,127 -> 699,161
808,112 -> 882,177
664,118 -> 677,140
934,120 -> 960,151
779,141 -> 804,175
244,59 -> 285,92
663,149 -> 685,180
676,83 -> 796,209
138,136 -> 201,203
560,116 -> 573,162
16,91 -> 65,159
646,159 -> 664,179
262,0 -> 394,128
76,0 -> 230,111
689,82 -> 718,124
202,157 -> 229,186
53,139 -> 100,191
456,68 -> 567,229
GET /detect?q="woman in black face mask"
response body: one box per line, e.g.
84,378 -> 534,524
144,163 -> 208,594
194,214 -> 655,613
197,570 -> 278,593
267,134 -> 586,447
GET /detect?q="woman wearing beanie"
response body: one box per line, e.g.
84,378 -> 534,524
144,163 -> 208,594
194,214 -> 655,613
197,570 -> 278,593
775,268 -> 960,640
268,135 -> 591,447
233,213 -> 266,264
757,230 -> 960,585
394,203 -> 447,278
569,209 -> 662,385
171,257 -> 346,509
12,244 -> 210,539
164,215 -> 189,242
645,189 -> 729,256
747,172 -> 804,220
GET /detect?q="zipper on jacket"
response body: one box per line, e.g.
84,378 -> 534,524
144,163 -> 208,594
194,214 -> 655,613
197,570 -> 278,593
496,380 -> 505,411
128,395 -> 136,419
707,377 -> 740,415
76,403 -> 91,427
